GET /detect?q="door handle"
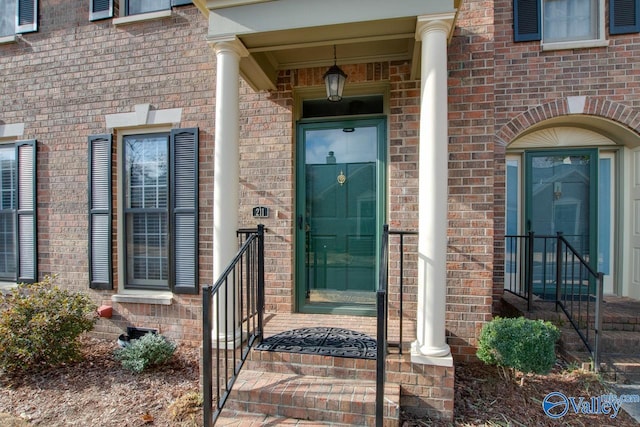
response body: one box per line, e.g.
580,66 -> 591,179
298,215 -> 303,230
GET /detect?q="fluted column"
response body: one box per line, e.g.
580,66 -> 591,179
412,14 -> 454,366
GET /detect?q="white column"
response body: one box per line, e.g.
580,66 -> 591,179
211,39 -> 248,346
411,15 -> 454,366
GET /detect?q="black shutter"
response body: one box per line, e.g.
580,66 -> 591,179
611,0 -> 640,35
16,140 -> 36,283
90,0 -> 113,21
16,0 -> 37,33
88,135 -> 112,290
514,0 -> 541,42
170,128 -> 198,294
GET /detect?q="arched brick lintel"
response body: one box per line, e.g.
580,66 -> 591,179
496,98 -> 640,147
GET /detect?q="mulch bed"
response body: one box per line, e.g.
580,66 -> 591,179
0,337 -> 637,426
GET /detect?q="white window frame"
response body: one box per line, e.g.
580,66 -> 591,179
541,0 -> 609,51
121,130 -> 171,291
0,0 -> 38,43
116,126 -> 174,301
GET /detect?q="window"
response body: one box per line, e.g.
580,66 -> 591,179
90,0 -> 190,20
0,0 -> 38,37
543,0 -> 599,43
514,0 -> 640,43
88,129 -> 198,294
124,133 -> 170,289
0,141 -> 36,283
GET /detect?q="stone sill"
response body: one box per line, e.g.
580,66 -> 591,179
113,10 -> 172,26
0,35 -> 16,45
112,291 -> 173,305
542,39 -> 610,51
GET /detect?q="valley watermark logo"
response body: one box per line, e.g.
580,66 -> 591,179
542,391 -> 640,419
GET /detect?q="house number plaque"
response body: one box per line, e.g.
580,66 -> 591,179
252,206 -> 269,218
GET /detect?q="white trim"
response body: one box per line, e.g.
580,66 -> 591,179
599,152 -> 616,295
542,39 -> 609,51
115,126 -> 172,296
541,0 -> 607,50
510,127 -> 616,149
207,0 -> 272,9
567,96 -> 587,114
113,9 -> 172,26
0,123 -> 25,138
112,291 -> 173,305
105,104 -> 182,130
0,281 -> 18,294
0,35 -> 16,44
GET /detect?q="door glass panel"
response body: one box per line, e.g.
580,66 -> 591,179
505,158 -> 521,291
527,151 -> 596,297
303,126 -> 378,306
599,155 -> 615,294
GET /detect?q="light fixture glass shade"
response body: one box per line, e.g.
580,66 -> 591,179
323,64 -> 347,102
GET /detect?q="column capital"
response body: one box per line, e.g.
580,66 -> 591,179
415,13 -> 456,41
209,37 -> 250,58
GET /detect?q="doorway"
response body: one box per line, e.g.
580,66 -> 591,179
296,118 -> 386,314
525,149 -> 599,297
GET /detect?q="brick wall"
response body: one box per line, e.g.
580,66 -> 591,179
0,3 -> 215,345
446,0 -> 496,360
492,0 -> 640,315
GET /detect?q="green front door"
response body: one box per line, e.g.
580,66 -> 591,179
296,119 -> 385,314
525,149 -> 598,297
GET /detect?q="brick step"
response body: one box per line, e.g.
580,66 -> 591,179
599,355 -> 640,385
224,369 -> 400,426
501,294 -> 640,333
216,410 -> 352,426
560,329 -> 640,355
244,349 -> 378,380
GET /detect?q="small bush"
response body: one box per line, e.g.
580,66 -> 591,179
168,391 -> 203,423
0,275 -> 97,373
115,332 -> 176,373
477,316 -> 560,375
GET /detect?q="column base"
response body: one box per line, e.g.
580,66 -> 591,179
410,340 -> 453,367
211,329 -> 247,350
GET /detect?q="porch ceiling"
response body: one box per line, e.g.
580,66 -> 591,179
194,0 -> 460,91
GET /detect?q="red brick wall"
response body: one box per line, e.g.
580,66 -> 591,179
0,3 -> 215,345
493,0 -> 640,316
494,0 -> 640,144
446,0 -> 496,359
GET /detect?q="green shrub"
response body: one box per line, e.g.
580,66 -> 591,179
0,275 -> 97,373
476,316 -> 560,375
115,332 -> 176,373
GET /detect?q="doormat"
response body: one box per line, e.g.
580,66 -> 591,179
255,327 -> 377,360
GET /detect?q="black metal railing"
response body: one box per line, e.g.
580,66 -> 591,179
375,224 -> 389,427
203,225 -> 265,427
505,232 -> 603,370
376,226 -> 418,426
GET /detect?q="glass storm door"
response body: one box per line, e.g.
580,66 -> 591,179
296,119 -> 385,314
525,150 -> 598,297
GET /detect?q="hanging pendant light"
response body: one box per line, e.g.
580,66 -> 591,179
324,45 -> 347,102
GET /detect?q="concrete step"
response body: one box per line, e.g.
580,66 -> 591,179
224,369 -> 400,426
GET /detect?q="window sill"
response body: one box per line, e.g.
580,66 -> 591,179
542,39 -> 610,51
0,281 -> 17,294
113,9 -> 172,26
0,35 -> 16,45
112,291 -> 173,305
